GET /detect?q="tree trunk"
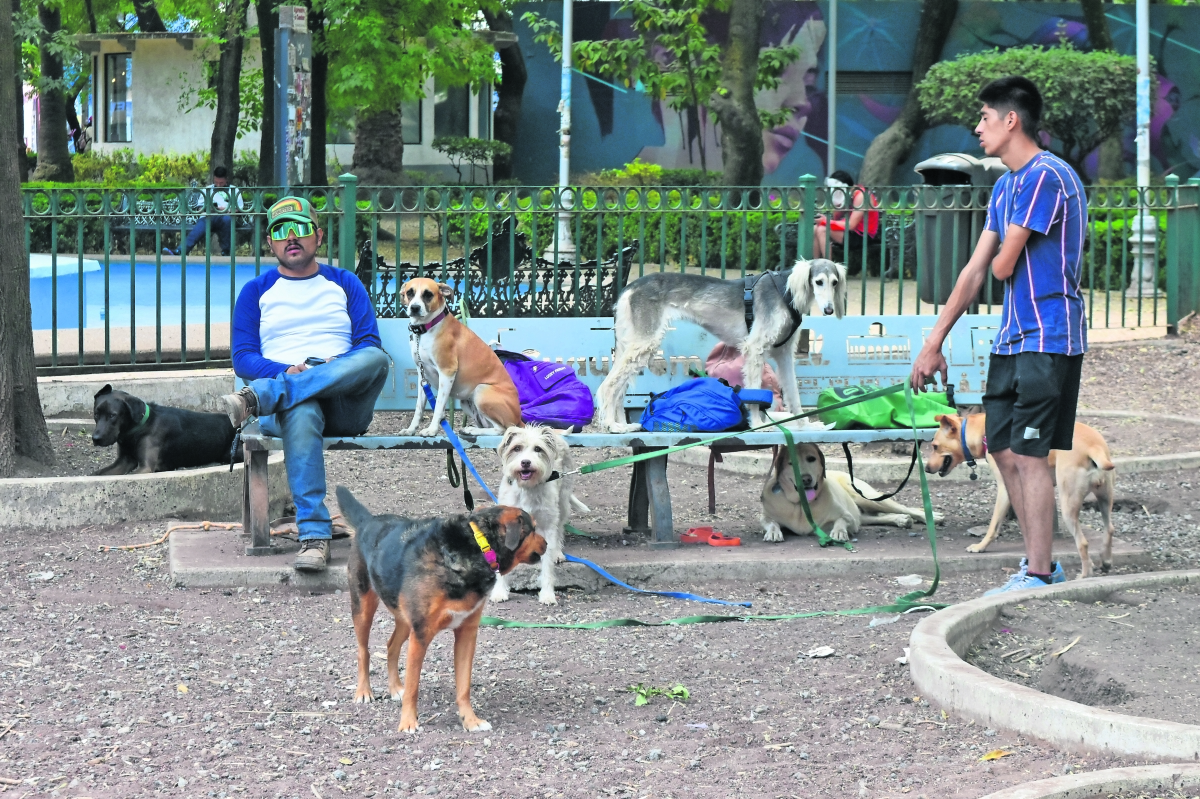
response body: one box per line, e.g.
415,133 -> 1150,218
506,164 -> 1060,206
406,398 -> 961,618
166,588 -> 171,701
83,0 -> 98,33
858,0 -> 957,186
482,8 -> 526,182
132,0 -> 167,32
711,0 -> 765,186
1081,0 -> 1123,182
209,0 -> 247,176
308,2 -> 328,186
31,3 -> 74,183
13,0 -> 27,182
0,0 -> 53,476
256,0 -> 276,185
352,109 -> 404,186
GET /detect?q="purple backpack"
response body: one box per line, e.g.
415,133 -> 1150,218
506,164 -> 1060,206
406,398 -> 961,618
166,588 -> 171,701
496,350 -> 595,432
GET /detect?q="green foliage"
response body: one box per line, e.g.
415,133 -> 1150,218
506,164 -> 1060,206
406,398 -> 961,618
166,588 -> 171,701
916,44 -> 1144,171
581,159 -> 721,187
174,54 -> 264,140
1084,211 -> 1167,293
66,149 -> 261,187
626,683 -> 690,706
523,0 -> 798,173
431,137 -> 514,184
318,0 -> 500,118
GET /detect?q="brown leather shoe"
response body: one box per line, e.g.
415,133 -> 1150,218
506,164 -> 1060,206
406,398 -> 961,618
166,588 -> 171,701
221,387 -> 259,428
294,538 -> 331,572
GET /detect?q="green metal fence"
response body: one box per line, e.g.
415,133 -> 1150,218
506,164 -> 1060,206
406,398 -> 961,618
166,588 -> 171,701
21,173 -> 1200,374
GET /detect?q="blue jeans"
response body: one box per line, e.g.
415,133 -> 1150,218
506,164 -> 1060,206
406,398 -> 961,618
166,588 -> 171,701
184,215 -> 233,255
253,347 -> 391,541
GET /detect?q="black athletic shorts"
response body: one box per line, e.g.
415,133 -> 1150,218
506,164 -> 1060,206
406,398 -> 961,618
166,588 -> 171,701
983,352 -> 1084,458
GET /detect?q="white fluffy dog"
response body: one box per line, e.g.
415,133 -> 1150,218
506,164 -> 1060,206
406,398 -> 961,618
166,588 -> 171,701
492,425 -> 590,605
760,443 -> 943,542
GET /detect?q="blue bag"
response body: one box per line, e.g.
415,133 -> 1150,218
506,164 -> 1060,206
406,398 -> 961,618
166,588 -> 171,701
640,377 -> 774,433
495,350 -> 595,432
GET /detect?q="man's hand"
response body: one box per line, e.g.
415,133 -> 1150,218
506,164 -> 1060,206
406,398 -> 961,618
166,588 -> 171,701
910,342 -> 948,392
285,362 -> 310,375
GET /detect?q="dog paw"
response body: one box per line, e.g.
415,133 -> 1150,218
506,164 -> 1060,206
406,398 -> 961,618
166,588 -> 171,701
353,691 -> 374,704
931,512 -> 946,523
419,426 -> 442,437
551,550 -> 566,564
607,422 -> 643,434
402,426 -> 420,437
398,721 -> 421,734
538,590 -> 558,605
965,543 -> 988,553
829,528 -> 850,542
762,524 -> 784,543
489,585 -> 511,603
461,716 -> 492,733
1101,561 -> 1112,573
896,516 -> 913,529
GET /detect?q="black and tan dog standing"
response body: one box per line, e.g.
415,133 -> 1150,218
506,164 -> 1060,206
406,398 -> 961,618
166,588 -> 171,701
337,487 -> 546,733
91,384 -> 238,474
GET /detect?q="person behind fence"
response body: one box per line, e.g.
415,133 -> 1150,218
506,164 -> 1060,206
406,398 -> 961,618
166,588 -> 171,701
909,76 -> 1087,595
165,166 -> 244,257
222,196 -> 390,573
812,170 -> 880,259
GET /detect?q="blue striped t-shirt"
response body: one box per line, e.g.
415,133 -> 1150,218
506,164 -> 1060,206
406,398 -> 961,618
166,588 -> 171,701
985,151 -> 1088,356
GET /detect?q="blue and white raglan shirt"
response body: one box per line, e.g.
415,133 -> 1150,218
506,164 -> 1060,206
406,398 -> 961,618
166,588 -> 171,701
985,151 -> 1088,356
231,264 -> 381,379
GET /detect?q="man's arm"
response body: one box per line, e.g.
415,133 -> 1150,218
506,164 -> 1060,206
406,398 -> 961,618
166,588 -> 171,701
991,223 -> 1033,281
909,229 -> 1000,391
231,282 -> 290,379
338,268 -> 382,352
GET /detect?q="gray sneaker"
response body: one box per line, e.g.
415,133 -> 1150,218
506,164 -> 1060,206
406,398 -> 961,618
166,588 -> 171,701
221,387 -> 259,428
294,539 -> 331,572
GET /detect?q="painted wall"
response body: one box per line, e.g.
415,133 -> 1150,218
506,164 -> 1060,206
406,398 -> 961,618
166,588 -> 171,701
511,1 -> 1200,185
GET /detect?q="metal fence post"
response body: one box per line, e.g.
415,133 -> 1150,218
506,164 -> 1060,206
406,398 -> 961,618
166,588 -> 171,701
1165,175 -> 1181,332
799,173 -> 816,261
1179,177 -> 1200,326
339,173 -> 358,270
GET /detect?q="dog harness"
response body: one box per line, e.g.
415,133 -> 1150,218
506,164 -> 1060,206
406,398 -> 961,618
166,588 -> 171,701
960,415 -> 988,481
409,309 -> 448,336
469,521 -> 500,572
742,269 -> 802,349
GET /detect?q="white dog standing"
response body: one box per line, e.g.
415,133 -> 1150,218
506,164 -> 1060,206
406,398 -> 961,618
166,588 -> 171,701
595,259 -> 848,432
492,425 -> 590,605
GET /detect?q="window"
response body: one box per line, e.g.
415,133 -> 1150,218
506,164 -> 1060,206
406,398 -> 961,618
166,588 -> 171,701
105,53 -> 133,142
433,78 -> 469,138
401,99 -> 421,145
477,85 -> 493,140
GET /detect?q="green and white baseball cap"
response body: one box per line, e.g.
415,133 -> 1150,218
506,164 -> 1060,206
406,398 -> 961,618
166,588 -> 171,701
266,196 -> 319,227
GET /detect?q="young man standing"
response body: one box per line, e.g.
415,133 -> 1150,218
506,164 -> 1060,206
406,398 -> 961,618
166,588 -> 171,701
224,196 -> 390,572
910,76 -> 1088,594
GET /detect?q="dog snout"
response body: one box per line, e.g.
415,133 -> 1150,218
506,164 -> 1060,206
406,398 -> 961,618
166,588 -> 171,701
407,303 -> 422,316
822,304 -> 835,315
520,459 -> 532,469
801,474 -> 815,488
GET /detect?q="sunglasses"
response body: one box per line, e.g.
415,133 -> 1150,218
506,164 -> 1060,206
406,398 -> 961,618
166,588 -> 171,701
269,220 -> 316,241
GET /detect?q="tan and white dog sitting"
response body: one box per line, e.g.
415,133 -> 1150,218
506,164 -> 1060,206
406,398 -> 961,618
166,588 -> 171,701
401,278 -> 522,436
925,414 -> 1116,577
493,425 -> 590,605
760,443 -> 942,542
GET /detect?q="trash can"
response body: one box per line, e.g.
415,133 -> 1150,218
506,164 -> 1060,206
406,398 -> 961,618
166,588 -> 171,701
914,153 -> 1008,306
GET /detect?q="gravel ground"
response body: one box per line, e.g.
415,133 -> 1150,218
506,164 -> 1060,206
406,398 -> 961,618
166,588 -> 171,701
0,523 -> 1175,799
1096,793 -> 1200,799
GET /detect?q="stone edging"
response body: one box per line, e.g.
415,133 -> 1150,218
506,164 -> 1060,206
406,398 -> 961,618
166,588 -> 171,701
977,763 -> 1200,799
0,453 -> 290,531
909,570 -> 1200,762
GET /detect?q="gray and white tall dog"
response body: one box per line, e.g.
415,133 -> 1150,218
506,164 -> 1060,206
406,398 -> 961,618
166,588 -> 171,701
493,425 -> 590,605
595,259 -> 848,432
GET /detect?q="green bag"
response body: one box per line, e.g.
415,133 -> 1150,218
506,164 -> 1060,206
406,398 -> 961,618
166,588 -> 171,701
817,385 -> 954,430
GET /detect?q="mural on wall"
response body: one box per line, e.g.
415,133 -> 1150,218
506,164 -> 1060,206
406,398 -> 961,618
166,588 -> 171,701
511,1 -> 1200,185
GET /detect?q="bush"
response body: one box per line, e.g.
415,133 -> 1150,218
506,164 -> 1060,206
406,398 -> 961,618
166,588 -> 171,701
579,159 -> 722,187
59,149 -> 264,188
1083,211 -> 1167,293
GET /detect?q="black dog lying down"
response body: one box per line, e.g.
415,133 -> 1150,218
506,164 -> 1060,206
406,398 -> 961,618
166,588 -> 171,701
91,384 -> 239,475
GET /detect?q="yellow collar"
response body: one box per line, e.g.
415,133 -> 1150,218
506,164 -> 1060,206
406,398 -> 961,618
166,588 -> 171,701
470,521 -> 499,572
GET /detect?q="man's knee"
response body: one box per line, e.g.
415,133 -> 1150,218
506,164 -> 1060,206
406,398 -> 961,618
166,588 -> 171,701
279,399 -> 324,435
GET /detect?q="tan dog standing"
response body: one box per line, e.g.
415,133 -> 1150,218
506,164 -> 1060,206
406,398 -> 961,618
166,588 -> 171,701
925,414 -> 1116,576
401,278 -> 522,436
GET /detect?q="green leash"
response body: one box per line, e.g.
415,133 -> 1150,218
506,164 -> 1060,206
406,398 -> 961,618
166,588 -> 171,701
482,384 -> 945,630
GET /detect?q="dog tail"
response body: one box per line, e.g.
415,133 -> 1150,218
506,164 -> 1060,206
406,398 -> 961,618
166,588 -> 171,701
569,494 -> 590,515
1087,443 -> 1115,472
335,486 -> 373,531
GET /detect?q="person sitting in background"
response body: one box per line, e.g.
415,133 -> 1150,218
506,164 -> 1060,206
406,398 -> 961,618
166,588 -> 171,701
164,166 -> 244,257
812,170 -> 880,260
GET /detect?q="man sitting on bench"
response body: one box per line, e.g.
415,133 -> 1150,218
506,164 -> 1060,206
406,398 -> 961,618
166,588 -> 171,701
164,166 -> 244,257
222,196 -> 390,573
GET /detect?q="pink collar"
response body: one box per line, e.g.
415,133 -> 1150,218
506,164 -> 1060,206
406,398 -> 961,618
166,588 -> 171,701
409,309 -> 448,335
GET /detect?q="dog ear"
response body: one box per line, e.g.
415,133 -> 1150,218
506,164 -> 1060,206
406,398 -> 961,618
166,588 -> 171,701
789,259 -> 814,315
437,282 -> 455,301
499,507 -> 528,550
816,446 -> 827,479
498,426 -> 521,456
95,384 -> 113,399
540,426 -> 567,461
774,447 -> 802,503
832,262 -> 848,318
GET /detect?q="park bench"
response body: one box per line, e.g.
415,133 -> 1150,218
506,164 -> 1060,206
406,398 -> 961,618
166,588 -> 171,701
110,193 -> 255,243
238,312 -> 1000,555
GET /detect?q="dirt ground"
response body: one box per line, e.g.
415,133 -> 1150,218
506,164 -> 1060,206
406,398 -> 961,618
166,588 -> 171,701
966,581 -> 1200,726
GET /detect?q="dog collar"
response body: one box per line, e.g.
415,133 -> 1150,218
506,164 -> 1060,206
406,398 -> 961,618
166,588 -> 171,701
409,309 -> 448,336
128,403 -> 152,435
469,521 -> 500,573
960,416 -> 985,481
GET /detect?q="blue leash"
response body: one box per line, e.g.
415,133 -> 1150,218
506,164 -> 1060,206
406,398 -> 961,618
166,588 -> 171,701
420,383 -> 750,608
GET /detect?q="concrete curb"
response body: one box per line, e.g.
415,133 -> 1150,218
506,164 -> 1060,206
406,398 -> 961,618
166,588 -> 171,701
39,369 -> 234,416
909,570 -> 1200,762
0,453 -> 290,531
977,764 -> 1200,799
674,409 -> 1200,482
